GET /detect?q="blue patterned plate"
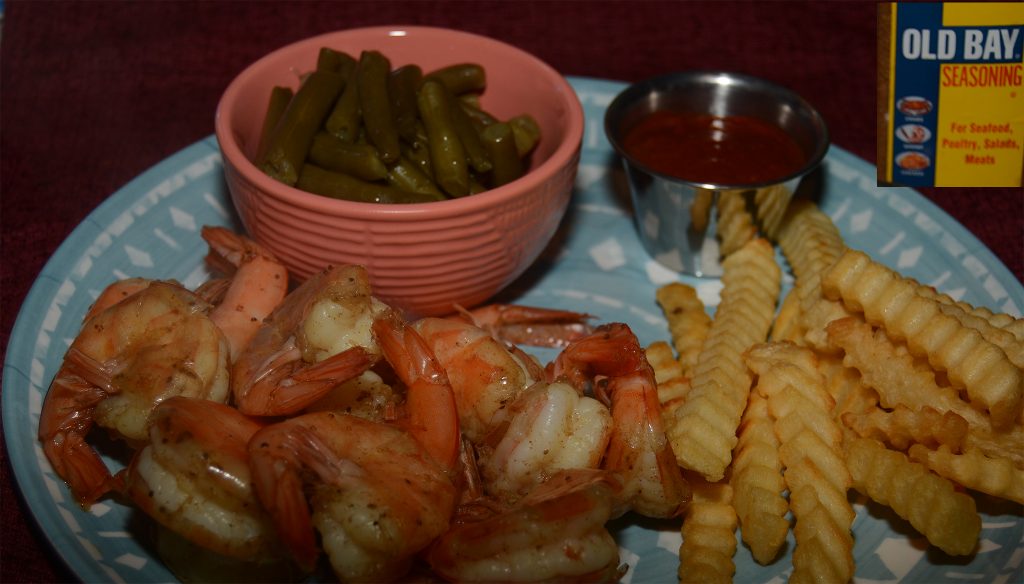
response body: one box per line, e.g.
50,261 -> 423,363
4,77 -> 1022,583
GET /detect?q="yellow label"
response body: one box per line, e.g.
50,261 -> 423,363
880,2 -> 1024,187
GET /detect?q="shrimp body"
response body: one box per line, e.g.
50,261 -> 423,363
552,323 -> 691,518
231,264 -> 389,416
249,316 -> 461,581
200,226 -> 288,361
427,469 -> 624,583
121,397 -> 279,561
249,413 -> 457,581
413,317 -> 541,443
82,277 -> 152,323
481,382 -> 612,502
38,281 -> 230,506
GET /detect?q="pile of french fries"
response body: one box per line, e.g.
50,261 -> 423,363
649,194 -> 1023,583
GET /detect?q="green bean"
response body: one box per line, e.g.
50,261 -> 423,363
480,122 -> 524,187
424,63 -> 486,95
385,157 -> 446,200
401,135 -> 434,179
259,70 -> 344,186
417,79 -> 469,197
308,131 -> 388,181
468,175 -> 489,195
450,95 -> 492,174
256,86 -> 294,162
297,164 -> 438,204
357,50 -> 401,164
458,99 -> 499,130
388,64 -> 423,143
317,47 -> 357,76
325,63 -> 362,143
459,93 -> 482,111
508,114 -> 542,157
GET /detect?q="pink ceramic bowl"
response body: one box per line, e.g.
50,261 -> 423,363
216,26 -> 583,317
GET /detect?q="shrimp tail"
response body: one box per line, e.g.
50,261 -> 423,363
236,346 -> 376,416
43,432 -> 121,508
38,349 -> 118,507
193,277 -> 231,305
374,317 -> 461,472
546,323 -> 646,391
249,423 -> 325,572
456,303 -> 594,348
201,225 -> 267,274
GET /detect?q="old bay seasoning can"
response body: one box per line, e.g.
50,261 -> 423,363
878,2 -> 1024,187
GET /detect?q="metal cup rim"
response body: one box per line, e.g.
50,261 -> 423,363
604,70 -> 830,190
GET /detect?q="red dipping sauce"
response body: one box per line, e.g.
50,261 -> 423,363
621,111 -> 807,185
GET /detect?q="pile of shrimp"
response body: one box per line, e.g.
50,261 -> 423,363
39,226 -> 691,583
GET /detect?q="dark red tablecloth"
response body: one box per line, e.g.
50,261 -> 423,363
2,2 -> 1021,582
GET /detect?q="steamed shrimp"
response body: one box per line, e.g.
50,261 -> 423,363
413,316 -> 544,443
479,381 -> 613,503
120,396 -> 280,562
38,280 -> 231,507
427,468 -> 625,583
198,226 -> 288,361
248,316 -> 461,581
483,323 -> 690,518
231,264 -> 389,416
550,323 -> 691,518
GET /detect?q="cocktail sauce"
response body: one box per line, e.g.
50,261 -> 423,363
621,111 -> 806,185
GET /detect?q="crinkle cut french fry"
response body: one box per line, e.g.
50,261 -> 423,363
909,444 -> 1024,505
753,183 -> 792,241
822,249 -> 1023,429
772,200 -> 852,350
826,316 -> 1024,466
846,437 -> 981,556
817,353 -> 878,423
716,191 -> 757,257
645,341 -> 690,415
656,282 -> 711,378
679,475 -> 737,584
730,391 -> 789,564
912,281 -> 1024,369
666,239 -> 780,481
841,404 -> 968,452
914,280 -> 1024,343
770,286 -> 804,343
745,341 -> 854,582
690,189 -> 714,233
775,200 -> 845,283
787,468 -> 855,584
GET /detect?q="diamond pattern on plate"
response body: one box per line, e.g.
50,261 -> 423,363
115,553 -> 148,570
849,208 -> 874,233
590,237 -> 626,270
124,245 -> 154,268
645,258 -> 679,285
576,163 -> 609,191
169,206 -> 197,231
897,245 -> 923,269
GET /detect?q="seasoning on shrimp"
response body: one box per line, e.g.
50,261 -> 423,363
38,281 -> 231,507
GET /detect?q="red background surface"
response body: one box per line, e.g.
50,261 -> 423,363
2,2 -> 1021,582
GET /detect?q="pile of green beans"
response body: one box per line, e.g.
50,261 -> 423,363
255,48 -> 542,204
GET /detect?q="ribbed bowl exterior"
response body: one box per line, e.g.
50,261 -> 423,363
216,26 -> 583,316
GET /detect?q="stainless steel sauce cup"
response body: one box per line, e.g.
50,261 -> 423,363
604,71 -> 829,276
